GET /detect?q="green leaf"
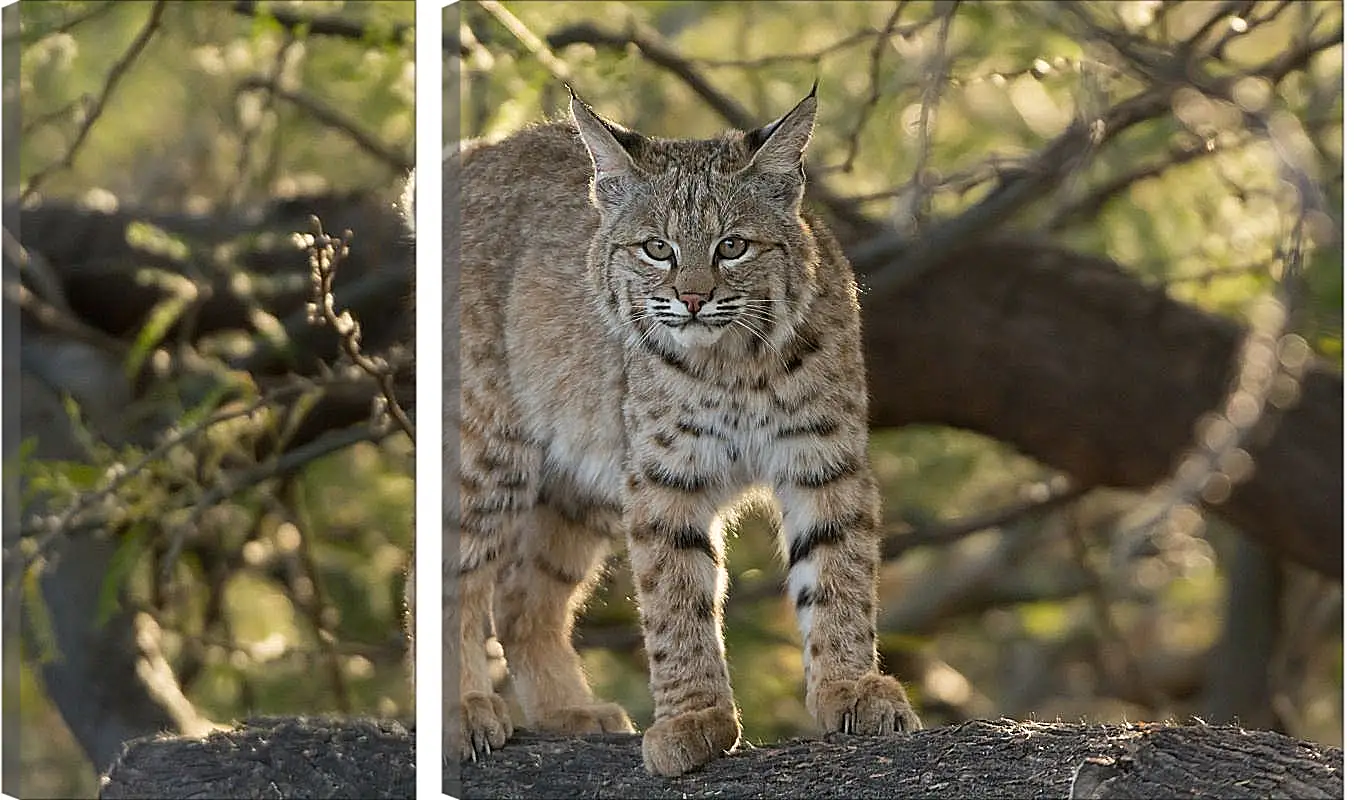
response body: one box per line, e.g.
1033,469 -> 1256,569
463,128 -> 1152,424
96,525 -> 149,627
60,394 -> 102,459
274,386 -> 326,454
179,376 -> 239,431
250,8 -> 288,41
124,294 -> 191,382
22,562 -> 60,664
125,221 -> 191,263
58,461 -> 104,491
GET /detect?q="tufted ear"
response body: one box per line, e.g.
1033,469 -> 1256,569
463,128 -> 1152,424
744,82 -> 817,176
569,88 -> 647,213
569,89 -> 640,183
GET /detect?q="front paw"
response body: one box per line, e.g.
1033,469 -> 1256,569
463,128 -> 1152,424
457,691 -> 514,761
537,702 -> 636,734
810,672 -> 921,735
641,705 -> 741,777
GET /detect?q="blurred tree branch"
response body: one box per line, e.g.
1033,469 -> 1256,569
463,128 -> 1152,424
237,77 -> 413,174
230,1 -> 413,48
20,0 -> 166,204
7,0 -> 118,45
860,237 -> 1340,577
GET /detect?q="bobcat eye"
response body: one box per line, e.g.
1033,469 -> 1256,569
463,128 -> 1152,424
716,236 -> 749,261
641,238 -> 674,261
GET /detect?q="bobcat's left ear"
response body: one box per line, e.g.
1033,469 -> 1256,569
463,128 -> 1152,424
744,81 -> 817,176
568,88 -> 640,183
569,86 -> 647,214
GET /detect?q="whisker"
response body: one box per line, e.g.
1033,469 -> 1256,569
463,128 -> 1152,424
741,310 -> 782,328
732,318 -> 786,369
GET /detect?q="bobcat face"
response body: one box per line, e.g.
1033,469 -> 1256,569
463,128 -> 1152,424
571,91 -> 819,355
620,190 -> 794,350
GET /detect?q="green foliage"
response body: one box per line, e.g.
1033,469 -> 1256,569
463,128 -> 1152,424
96,524 -> 150,626
16,2 -> 415,794
20,0 -> 414,208
22,562 -> 60,666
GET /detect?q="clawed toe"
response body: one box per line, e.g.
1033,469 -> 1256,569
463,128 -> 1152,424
458,691 -> 514,762
813,673 -> 921,736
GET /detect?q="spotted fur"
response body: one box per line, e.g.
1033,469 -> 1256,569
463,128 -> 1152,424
447,88 -> 920,776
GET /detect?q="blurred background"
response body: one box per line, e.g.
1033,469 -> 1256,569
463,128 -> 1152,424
7,1 -> 414,796
452,0 -> 1342,755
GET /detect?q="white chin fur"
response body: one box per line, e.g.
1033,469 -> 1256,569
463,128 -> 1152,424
668,324 -> 726,348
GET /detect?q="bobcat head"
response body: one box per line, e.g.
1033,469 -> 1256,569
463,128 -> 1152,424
571,88 -> 822,355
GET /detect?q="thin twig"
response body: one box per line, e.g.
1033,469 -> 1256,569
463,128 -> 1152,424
281,479 -> 352,713
545,20 -> 756,129
1111,119 -> 1321,566
893,1 -> 957,231
849,26 -> 1341,290
1182,0 -> 1256,52
237,77 -> 413,173
229,29 -> 300,210
20,0 -> 166,204
9,392 -> 276,571
302,217 -> 416,445
882,481 -> 1089,559
838,0 -> 912,174
682,17 -> 940,69
137,600 -> 401,661
1042,132 -> 1241,232
4,226 -> 72,313
477,0 -> 572,83
1206,0 -> 1295,60
159,423 -> 384,578
20,97 -> 90,138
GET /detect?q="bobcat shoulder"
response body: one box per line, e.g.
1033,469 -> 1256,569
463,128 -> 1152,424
447,87 -> 920,777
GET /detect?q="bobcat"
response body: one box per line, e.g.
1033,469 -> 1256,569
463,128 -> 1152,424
447,86 -> 921,777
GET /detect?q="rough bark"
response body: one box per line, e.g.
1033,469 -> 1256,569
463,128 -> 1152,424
98,716 -> 415,800
452,720 -> 1342,799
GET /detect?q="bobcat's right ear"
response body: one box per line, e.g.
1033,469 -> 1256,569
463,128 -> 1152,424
744,84 -> 817,176
570,94 -> 640,182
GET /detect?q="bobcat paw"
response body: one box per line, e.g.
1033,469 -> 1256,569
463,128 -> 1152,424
642,705 -> 740,777
537,702 -> 636,734
811,672 -> 921,735
458,691 -> 514,761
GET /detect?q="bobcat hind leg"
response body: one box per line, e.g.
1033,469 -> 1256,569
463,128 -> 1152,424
493,501 -> 634,734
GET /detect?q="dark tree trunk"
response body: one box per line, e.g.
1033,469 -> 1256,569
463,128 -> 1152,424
858,238 -> 1341,577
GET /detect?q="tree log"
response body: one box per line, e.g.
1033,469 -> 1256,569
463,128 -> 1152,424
453,720 -> 1342,799
98,717 -> 415,800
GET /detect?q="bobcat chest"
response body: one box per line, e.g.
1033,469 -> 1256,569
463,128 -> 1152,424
630,375 -> 791,492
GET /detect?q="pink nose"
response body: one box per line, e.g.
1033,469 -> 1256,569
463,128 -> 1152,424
679,293 -> 707,315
